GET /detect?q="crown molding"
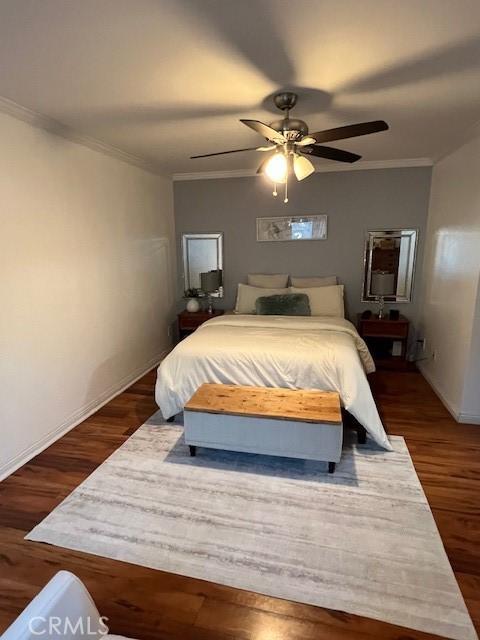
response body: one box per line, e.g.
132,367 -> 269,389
172,157 -> 433,181
0,95 -> 162,175
0,94 -> 438,180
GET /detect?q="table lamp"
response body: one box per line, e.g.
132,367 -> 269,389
200,270 -> 222,313
371,271 -> 395,319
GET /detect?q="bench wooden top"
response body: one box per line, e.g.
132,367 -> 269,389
184,384 -> 342,425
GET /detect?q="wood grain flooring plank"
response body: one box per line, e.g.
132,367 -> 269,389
0,369 -> 478,640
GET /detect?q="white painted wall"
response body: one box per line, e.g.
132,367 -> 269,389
419,133 -> 480,422
461,288 -> 480,421
0,111 -> 175,479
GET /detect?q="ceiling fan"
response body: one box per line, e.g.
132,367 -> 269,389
191,91 -> 389,202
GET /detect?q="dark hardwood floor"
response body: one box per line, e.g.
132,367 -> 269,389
1,369 -> 479,640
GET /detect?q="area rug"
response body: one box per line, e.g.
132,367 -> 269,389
26,412 -> 477,640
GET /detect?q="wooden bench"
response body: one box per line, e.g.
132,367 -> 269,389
183,384 -> 343,473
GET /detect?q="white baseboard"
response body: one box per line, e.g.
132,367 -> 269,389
0,352 -> 167,482
419,363 -> 480,425
418,363 -> 461,421
457,411 -> 480,425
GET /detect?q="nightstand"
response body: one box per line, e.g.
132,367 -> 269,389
358,314 -> 409,370
178,309 -> 224,340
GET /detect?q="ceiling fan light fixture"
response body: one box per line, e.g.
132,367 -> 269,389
264,152 -> 288,184
293,154 -> 315,181
192,92 -> 388,203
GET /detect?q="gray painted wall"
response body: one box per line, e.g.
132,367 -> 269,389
173,167 -> 432,330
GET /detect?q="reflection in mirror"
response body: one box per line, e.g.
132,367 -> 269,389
182,233 -> 223,298
362,229 -> 417,314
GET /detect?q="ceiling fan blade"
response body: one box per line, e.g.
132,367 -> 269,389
240,119 -> 287,144
296,136 -> 317,147
293,155 -> 315,181
309,121 -> 388,144
302,145 -> 361,163
190,147 -> 260,159
257,145 -> 277,152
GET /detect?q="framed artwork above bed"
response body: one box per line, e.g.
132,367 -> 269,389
256,215 -> 327,242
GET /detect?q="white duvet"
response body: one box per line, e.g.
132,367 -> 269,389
155,314 -> 392,450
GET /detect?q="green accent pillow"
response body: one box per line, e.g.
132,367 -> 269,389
255,293 -> 311,316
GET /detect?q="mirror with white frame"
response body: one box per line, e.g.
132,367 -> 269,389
182,233 -> 223,298
362,229 -> 418,304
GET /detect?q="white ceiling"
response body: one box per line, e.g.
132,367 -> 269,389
1,0 -> 480,175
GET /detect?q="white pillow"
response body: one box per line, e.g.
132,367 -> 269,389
289,284 -> 345,317
247,273 -> 289,288
235,283 -> 289,314
290,275 -> 337,287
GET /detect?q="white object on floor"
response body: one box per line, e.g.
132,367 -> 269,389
26,416 -> 477,640
1,570 -> 134,640
156,313 -> 392,450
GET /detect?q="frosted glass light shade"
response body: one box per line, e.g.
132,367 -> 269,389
264,153 -> 287,183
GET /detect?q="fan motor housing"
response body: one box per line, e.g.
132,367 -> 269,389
270,117 -> 309,139
273,91 -> 298,111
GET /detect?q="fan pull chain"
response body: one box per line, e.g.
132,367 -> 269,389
284,174 -> 289,203
273,183 -> 278,197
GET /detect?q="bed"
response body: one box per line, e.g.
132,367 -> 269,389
155,314 -> 392,451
